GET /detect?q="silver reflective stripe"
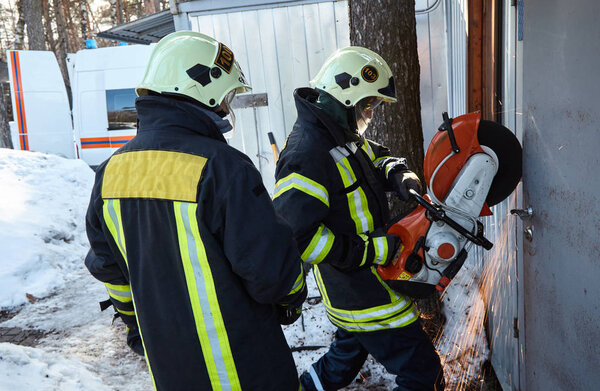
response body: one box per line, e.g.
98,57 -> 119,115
374,237 -> 386,264
349,189 -> 370,232
179,202 -> 231,390
274,175 -> 329,205
310,365 -> 325,391
325,297 -> 410,322
345,142 -> 358,154
106,287 -> 131,300
107,200 -> 126,258
304,226 -> 333,264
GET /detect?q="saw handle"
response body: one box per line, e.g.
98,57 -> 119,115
408,189 -> 493,250
438,112 -> 460,153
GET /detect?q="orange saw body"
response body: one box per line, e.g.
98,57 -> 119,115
378,112 -> 522,298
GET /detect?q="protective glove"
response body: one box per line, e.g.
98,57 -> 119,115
389,169 -> 422,202
275,303 -> 303,325
126,326 -> 145,356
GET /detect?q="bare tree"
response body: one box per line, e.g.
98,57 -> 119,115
23,0 -> 45,50
80,0 -> 88,40
14,0 -> 25,49
0,84 -> 13,148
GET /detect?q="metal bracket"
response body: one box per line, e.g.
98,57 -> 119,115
231,93 -> 268,109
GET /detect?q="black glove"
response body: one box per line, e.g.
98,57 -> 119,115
389,169 -> 422,201
275,303 -> 303,325
126,326 -> 145,356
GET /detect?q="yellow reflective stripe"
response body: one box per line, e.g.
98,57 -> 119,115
313,265 -> 331,307
325,295 -> 412,322
116,308 -> 135,316
346,187 -> 374,234
101,200 -> 155,388
288,263 -> 305,296
385,164 -> 395,178
360,138 -> 376,161
373,156 -> 389,167
273,173 -> 329,207
301,224 -> 335,265
372,236 -> 389,265
358,234 -> 369,267
370,267 -> 400,302
174,201 -> 240,390
327,303 -> 418,332
105,283 -> 132,303
102,199 -> 127,265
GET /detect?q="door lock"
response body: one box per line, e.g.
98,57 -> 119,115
511,206 -> 534,220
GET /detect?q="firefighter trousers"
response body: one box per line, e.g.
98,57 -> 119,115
300,320 -> 444,391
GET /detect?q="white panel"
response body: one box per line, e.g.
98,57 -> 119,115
6,50 -> 74,158
272,6 -> 299,136
187,1 -> 352,192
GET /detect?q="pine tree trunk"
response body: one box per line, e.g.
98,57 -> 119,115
80,0 -> 87,40
143,0 -> 156,15
349,0 -> 424,181
42,0 -> 56,51
23,0 -> 45,50
51,0 -> 71,95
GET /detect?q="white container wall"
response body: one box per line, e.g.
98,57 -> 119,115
185,0 -> 350,193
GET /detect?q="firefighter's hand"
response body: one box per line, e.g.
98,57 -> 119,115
275,303 -> 303,325
126,325 -> 145,356
389,169 -> 422,201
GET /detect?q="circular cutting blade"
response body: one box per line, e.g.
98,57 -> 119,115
478,120 -> 523,206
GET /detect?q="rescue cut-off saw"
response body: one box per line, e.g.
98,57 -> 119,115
378,112 -> 522,298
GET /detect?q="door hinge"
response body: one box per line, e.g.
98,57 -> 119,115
513,317 -> 519,338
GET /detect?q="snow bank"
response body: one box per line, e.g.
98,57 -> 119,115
0,149 -> 94,309
0,343 -> 109,390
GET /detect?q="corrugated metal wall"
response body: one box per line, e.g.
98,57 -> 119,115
416,0 -> 448,145
187,1 -> 350,193
445,0 -> 467,117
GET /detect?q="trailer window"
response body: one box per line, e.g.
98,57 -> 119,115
106,88 -> 137,130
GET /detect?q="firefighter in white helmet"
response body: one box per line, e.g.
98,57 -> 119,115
273,46 -> 444,390
85,31 -> 307,390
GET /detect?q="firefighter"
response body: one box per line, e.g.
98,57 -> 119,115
84,31 -> 307,390
273,47 -> 444,390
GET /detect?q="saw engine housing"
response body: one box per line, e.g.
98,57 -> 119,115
377,112 -> 522,298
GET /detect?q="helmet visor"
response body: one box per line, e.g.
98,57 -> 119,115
221,89 -> 237,138
355,96 -> 383,135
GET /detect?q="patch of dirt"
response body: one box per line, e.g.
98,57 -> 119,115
0,327 -> 49,347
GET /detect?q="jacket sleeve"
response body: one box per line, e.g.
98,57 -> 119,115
84,169 -> 137,330
360,137 -> 410,189
273,150 -> 396,271
219,163 -> 306,307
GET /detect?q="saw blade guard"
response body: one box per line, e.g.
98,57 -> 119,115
378,112 -> 523,298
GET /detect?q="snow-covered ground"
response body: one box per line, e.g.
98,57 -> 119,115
0,149 -> 487,390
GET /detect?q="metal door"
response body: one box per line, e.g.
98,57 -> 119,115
520,0 -> 600,389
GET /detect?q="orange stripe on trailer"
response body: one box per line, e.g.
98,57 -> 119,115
10,51 -> 29,151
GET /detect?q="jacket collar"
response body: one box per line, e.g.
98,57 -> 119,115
135,94 -> 230,142
293,88 -> 359,147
